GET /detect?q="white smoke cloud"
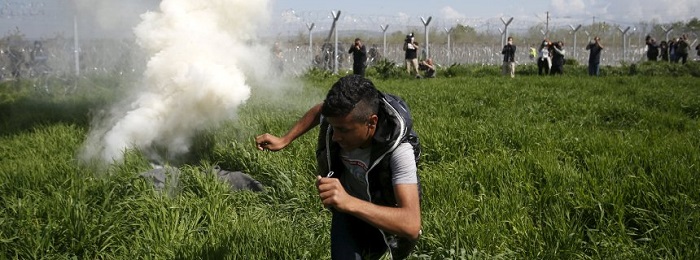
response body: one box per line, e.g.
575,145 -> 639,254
82,0 -> 273,164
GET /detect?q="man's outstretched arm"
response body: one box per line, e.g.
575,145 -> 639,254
256,103 -> 322,151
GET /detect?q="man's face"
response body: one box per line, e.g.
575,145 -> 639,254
326,109 -> 376,151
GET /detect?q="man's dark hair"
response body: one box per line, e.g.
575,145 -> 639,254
321,75 -> 380,123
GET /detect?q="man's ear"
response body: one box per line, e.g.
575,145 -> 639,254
367,115 -> 379,127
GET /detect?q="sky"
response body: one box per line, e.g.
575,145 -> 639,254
272,0 -> 700,23
1,0 -> 698,39
273,0 -> 700,31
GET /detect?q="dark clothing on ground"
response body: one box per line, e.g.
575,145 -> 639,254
349,44 -> 367,76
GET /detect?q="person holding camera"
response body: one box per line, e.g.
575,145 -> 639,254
550,41 -> 566,75
403,33 -> 421,78
537,39 -> 552,75
348,38 -> 368,76
501,36 -> 517,78
646,35 -> 660,61
676,34 -> 690,64
586,36 -> 604,76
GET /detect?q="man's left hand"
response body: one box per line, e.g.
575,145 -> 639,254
316,175 -> 353,211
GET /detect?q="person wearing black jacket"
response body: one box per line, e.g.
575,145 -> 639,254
550,41 -> 566,75
403,33 -> 421,78
646,35 -> 659,61
348,38 -> 367,76
586,36 -> 604,76
501,36 -> 517,78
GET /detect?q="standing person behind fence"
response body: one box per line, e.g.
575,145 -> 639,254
537,39 -> 552,75
659,41 -> 669,62
676,34 -> 690,64
30,41 -> 49,72
586,36 -> 604,76
669,38 -> 678,63
550,41 -> 566,75
403,33 -> 421,78
348,38 -> 368,77
501,36 -> 516,78
7,45 -> 24,79
645,36 -> 659,62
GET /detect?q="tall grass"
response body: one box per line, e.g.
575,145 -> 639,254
1,72 -> 698,259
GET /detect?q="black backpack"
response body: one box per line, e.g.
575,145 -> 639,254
381,92 -> 421,165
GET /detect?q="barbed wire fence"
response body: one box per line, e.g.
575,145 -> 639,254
271,10 -> 700,75
1,6 -> 698,83
0,0 -> 147,93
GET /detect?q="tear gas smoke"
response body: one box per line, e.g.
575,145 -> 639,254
81,0 -> 273,164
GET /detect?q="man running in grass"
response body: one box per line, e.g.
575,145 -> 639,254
256,75 -> 421,259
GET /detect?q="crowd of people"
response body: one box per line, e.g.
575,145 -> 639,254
347,31 -> 699,80
645,33 -> 696,64
0,40 -> 50,81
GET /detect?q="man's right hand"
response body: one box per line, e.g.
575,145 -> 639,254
255,134 -> 288,151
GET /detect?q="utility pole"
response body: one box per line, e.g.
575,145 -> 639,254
329,10 -> 341,74
661,25 -> 673,42
499,28 -> 506,47
569,24 -> 582,60
74,15 -> 80,78
380,24 -> 389,58
545,11 -> 550,38
501,17 -> 514,46
618,26 -> 631,62
444,27 -> 452,64
421,16 -> 432,59
306,23 -> 315,55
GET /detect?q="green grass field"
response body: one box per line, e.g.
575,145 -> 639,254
1,71 -> 699,259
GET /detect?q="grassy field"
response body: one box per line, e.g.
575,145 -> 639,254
1,71 -> 699,259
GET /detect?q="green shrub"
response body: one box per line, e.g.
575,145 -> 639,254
564,58 -> 579,66
300,67 -> 334,81
367,58 -> 404,79
443,63 -> 470,78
